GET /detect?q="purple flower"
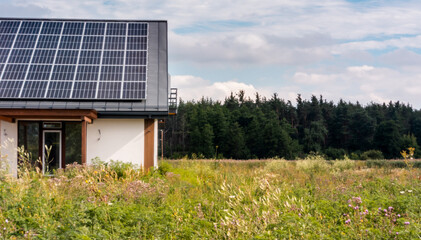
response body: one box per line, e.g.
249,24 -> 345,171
404,222 -> 410,225
345,219 -> 351,224
396,232 -> 399,235
348,204 -> 352,207
298,213 -> 301,216
388,206 -> 393,211
354,206 -> 359,210
397,214 -> 401,217
383,209 -> 387,213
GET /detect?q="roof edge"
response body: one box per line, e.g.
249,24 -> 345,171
98,111 -> 169,119
0,17 -> 167,23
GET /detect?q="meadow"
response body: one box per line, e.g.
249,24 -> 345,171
0,157 -> 420,239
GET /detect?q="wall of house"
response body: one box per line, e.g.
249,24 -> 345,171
87,119 -> 155,168
154,119 -> 158,167
0,120 -> 18,177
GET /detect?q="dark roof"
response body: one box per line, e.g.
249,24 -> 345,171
0,18 -> 169,116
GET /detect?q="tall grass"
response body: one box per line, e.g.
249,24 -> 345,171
0,156 -> 419,239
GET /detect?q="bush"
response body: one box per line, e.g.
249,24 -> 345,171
350,151 -> 361,160
158,161 -> 172,176
366,160 -> 421,168
332,159 -> 355,171
324,147 -> 347,160
296,154 -> 330,173
361,150 -> 384,160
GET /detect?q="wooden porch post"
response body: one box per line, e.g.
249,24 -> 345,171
144,119 -> 155,172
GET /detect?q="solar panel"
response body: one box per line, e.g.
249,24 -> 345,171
0,19 -> 148,100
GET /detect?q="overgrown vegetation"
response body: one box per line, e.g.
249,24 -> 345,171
164,91 -> 421,159
0,158 -> 419,239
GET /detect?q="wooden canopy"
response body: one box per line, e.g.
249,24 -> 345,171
0,109 -> 97,164
0,109 -> 97,123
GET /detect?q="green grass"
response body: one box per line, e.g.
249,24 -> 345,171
0,159 -> 419,239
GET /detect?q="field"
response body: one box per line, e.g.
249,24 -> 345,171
0,158 -> 420,239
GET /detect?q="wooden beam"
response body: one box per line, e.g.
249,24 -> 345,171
0,109 -> 98,119
144,119 -> 155,172
10,116 -> 83,120
81,119 -> 87,165
0,116 -> 14,123
82,116 -> 92,124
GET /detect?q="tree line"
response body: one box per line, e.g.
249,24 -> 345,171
163,91 -> 421,159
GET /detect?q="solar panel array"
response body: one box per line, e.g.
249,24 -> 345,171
0,20 -> 148,100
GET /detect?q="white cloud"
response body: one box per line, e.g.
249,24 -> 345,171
293,72 -> 337,84
171,75 -> 271,101
287,65 -> 420,107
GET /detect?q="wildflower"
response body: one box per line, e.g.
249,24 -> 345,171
388,206 -> 393,211
397,214 -> 401,217
345,219 -> 351,224
5,219 -> 8,223
383,209 -> 387,213
400,191 -> 405,194
354,206 -> 359,210
298,213 -> 301,216
407,190 -> 412,193
396,232 -> 399,235
348,204 -> 352,207
352,197 -> 362,204
404,222 -> 410,225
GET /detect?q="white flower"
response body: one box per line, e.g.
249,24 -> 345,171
407,190 -> 413,193
108,202 -> 113,205
400,191 -> 405,194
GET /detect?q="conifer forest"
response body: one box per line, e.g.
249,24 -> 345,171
163,91 -> 421,160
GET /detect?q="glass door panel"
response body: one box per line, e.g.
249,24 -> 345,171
43,130 -> 61,174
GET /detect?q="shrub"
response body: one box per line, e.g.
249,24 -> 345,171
158,161 -> 172,176
366,160 -> 421,168
350,151 -> 361,160
361,150 -> 384,160
324,147 -> 347,160
106,160 -> 137,178
296,154 -> 330,173
332,159 -> 355,171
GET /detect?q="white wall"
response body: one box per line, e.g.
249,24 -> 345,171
154,119 -> 158,167
0,120 -> 18,177
87,119 -> 150,167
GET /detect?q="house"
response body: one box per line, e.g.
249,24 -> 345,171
0,18 -> 170,176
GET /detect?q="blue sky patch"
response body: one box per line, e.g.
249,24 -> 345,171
173,20 -> 256,35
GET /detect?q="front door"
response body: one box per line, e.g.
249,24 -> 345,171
43,130 -> 61,174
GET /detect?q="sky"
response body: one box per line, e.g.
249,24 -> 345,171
1,0 -> 421,107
